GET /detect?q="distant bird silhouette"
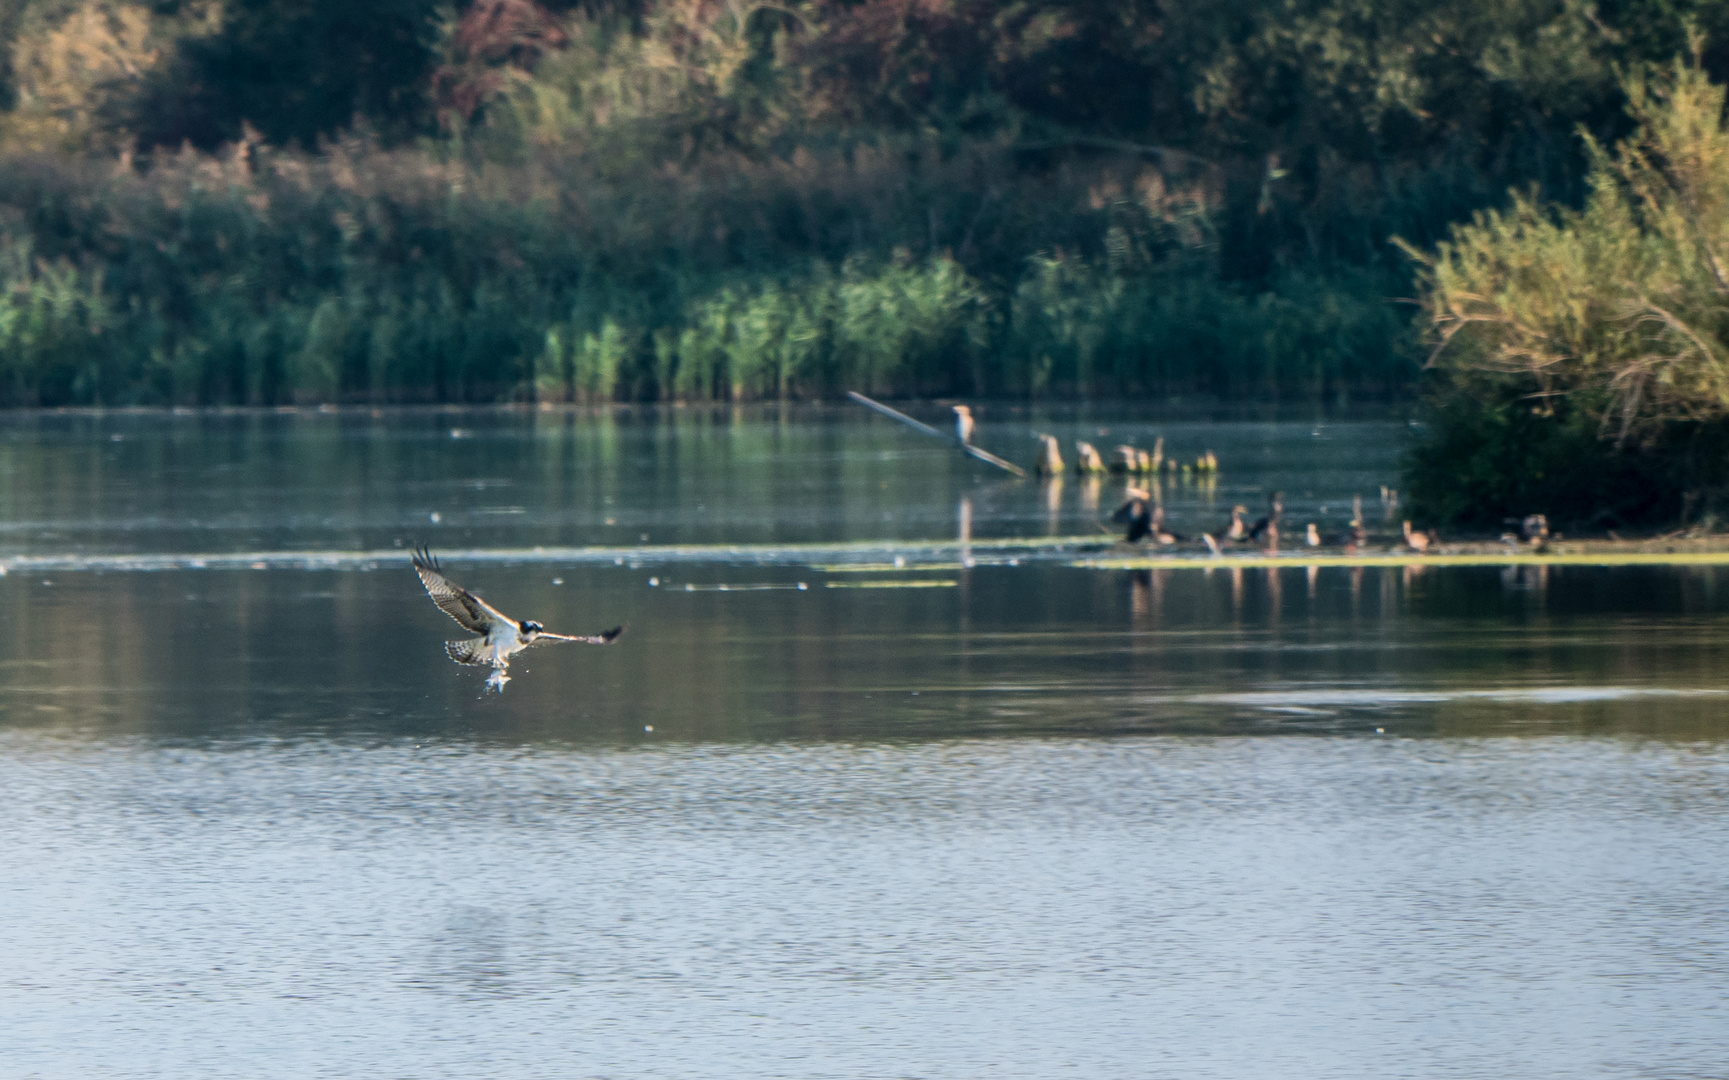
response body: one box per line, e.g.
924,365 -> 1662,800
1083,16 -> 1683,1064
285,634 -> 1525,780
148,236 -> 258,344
1224,505 -> 1248,541
953,405 -> 975,446
1305,522 -> 1321,547
1402,520 -> 1433,553
412,547 -> 623,691
1112,487 -> 1154,543
1348,495 -> 1368,547
1248,492 -> 1283,542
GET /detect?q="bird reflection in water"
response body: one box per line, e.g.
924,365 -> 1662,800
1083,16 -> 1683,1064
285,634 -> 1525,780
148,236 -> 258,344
1501,563 -> 1550,593
957,497 -> 974,569
1129,568 -> 1168,627
1079,473 -> 1102,513
1043,474 -> 1065,534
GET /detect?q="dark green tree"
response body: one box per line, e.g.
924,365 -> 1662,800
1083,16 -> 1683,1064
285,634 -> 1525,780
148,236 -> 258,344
128,0 -> 444,148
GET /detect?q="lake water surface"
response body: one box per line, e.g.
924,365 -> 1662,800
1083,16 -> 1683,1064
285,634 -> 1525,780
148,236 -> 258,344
2,406 -> 1726,1078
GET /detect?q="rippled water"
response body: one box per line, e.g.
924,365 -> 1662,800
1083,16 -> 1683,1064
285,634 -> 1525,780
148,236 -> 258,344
3,406 -> 1728,1078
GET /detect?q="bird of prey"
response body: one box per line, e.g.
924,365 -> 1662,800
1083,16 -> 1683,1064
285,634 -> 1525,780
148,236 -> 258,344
411,547 -> 623,691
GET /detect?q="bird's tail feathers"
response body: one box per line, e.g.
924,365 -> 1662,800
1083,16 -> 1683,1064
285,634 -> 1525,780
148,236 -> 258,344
446,638 -> 491,665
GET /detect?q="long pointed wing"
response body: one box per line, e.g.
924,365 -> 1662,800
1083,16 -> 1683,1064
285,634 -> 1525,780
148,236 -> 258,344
412,547 -> 509,633
535,625 -> 626,646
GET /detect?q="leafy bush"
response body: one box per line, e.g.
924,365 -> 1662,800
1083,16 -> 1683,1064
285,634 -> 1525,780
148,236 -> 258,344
1405,45 -> 1729,527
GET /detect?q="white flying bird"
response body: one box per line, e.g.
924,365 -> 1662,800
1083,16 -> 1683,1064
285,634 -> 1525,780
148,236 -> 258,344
412,547 -> 623,691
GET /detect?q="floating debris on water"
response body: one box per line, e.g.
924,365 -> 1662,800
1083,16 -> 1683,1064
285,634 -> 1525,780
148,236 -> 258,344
680,582 -> 809,592
825,579 -> 958,589
0,536 -> 1104,574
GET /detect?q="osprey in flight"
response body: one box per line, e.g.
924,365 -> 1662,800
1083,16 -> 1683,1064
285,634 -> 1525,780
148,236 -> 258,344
412,547 -> 624,691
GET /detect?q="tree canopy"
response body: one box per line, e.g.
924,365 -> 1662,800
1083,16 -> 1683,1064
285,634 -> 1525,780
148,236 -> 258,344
4,0 -> 1729,414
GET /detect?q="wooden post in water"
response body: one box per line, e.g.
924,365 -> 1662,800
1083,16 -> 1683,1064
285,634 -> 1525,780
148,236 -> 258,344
1035,434 -> 1064,476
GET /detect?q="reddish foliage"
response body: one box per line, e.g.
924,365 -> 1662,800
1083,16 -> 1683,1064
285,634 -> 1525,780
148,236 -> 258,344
432,0 -> 568,125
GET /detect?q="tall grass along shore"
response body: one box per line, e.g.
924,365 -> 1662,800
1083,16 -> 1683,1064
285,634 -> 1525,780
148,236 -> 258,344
3,0 -> 1726,408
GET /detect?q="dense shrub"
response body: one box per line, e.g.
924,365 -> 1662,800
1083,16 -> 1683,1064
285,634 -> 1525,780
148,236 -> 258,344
1405,47 -> 1729,527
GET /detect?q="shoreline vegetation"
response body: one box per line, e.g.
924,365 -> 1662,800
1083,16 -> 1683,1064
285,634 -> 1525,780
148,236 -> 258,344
7,1 -> 1729,527
1405,44 -> 1729,530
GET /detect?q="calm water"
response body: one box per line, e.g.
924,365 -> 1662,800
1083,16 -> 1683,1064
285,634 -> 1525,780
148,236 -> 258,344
3,406 -> 1728,1078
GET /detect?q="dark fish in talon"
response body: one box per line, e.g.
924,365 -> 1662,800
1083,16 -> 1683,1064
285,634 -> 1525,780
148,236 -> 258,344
411,547 -> 624,692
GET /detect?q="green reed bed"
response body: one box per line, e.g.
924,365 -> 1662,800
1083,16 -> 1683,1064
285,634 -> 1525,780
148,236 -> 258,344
0,140 -> 1417,406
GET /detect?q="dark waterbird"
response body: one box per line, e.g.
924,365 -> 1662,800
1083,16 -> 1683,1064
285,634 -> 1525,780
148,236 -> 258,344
1506,513 -> 1550,544
1248,492 -> 1283,542
412,547 -> 624,692
1113,490 -> 1178,545
1112,487 -> 1154,543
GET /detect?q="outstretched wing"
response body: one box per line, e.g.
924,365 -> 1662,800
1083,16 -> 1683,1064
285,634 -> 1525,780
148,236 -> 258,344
534,625 -> 626,647
412,547 -> 506,633
445,638 -> 492,666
